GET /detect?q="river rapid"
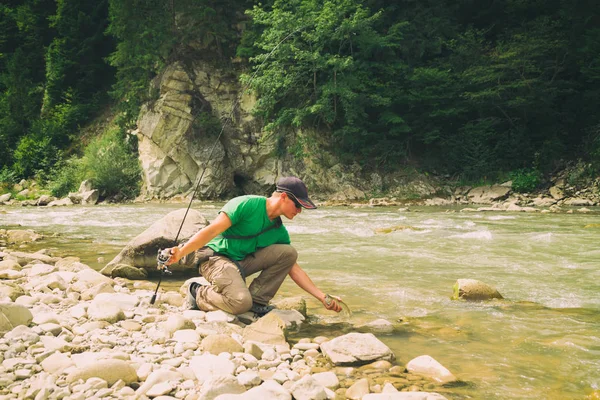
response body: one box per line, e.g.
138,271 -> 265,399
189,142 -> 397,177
1,202 -> 599,399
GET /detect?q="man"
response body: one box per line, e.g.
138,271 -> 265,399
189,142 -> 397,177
164,176 -> 342,317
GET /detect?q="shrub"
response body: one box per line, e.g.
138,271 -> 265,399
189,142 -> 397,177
509,168 -> 541,193
12,130 -> 60,180
46,157 -> 84,198
80,128 -> 141,198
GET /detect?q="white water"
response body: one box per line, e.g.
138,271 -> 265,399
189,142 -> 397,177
1,203 -> 599,399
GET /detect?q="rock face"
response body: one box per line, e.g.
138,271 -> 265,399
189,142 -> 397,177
101,208 -> 209,277
451,279 -> 503,301
136,62 -> 277,199
466,185 -> 511,204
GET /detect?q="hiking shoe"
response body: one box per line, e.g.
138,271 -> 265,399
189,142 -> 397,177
250,302 -> 275,317
185,282 -> 201,310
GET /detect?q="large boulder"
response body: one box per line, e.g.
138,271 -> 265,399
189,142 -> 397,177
467,185 -> 511,204
320,332 -> 394,366
451,279 -> 503,301
101,208 -> 209,277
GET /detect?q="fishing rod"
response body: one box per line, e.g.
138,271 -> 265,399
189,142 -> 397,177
150,25 -> 308,305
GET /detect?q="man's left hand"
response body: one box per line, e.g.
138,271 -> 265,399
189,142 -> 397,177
322,294 -> 343,312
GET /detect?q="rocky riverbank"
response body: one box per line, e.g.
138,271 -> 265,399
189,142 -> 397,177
0,234 -> 460,400
1,175 -> 599,216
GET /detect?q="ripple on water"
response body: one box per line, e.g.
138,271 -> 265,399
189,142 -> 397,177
450,230 -> 493,240
487,215 -> 517,220
286,225 -> 329,234
529,232 -> 554,242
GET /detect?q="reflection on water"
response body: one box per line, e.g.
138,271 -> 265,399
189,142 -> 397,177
1,203 -> 599,399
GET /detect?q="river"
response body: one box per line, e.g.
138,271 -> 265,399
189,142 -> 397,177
1,202 -> 599,399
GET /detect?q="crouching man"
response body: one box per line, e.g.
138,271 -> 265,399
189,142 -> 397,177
164,176 -> 342,317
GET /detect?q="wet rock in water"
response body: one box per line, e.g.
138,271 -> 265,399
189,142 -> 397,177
357,318 -> 394,333
451,279 -> 503,301
36,195 -> 56,206
5,229 -> 42,244
101,208 -> 209,277
320,332 -> 394,366
374,225 -> 423,234
273,296 -> 307,317
406,355 -> 456,384
346,378 -> 370,399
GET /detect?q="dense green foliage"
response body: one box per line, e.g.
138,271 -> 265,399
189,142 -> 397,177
0,0 -> 599,192
243,0 -> 600,180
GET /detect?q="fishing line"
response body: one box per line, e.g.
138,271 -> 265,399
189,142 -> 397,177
151,25 -> 309,304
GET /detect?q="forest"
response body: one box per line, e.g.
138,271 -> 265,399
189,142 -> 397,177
1,0 -> 599,197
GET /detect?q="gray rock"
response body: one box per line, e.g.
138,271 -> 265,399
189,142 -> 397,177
6,229 -> 42,244
0,282 -> 27,301
66,359 -> 138,385
0,302 -> 33,334
272,297 -> 307,317
190,354 -> 235,384
101,208 -> 209,276
466,185 -> 511,204
48,197 -> 74,206
216,380 -> 291,400
5,251 -> 59,266
320,333 -> 394,366
311,371 -> 339,390
289,375 -> 327,400
346,378 -> 369,400
451,279 -> 503,301
40,352 -> 75,374
81,189 -> 99,205
110,264 -> 148,280
36,195 -> 56,206
242,312 -> 288,345
198,375 -> 246,400
202,334 -> 243,355
406,355 -> 456,384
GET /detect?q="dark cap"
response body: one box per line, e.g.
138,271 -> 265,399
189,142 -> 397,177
276,176 -> 317,209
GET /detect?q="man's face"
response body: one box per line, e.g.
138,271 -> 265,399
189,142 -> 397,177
283,192 -> 302,219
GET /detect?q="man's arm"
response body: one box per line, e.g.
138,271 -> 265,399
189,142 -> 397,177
165,212 -> 232,265
288,263 -> 342,312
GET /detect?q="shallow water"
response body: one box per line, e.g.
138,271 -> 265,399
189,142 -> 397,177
1,203 -> 599,399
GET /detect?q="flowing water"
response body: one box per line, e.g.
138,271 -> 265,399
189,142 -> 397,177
1,203 -> 599,399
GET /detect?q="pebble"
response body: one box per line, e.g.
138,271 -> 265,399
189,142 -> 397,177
0,248 -> 452,400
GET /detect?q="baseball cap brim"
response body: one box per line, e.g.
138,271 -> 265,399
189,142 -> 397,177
279,189 -> 317,209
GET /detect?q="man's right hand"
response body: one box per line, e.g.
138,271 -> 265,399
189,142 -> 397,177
166,246 -> 184,266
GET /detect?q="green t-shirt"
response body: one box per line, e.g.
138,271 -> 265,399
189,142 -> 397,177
207,195 -> 290,260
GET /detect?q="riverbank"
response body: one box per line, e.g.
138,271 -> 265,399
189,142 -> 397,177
0,237 -> 462,400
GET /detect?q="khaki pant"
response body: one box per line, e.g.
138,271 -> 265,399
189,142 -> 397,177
195,244 -> 297,314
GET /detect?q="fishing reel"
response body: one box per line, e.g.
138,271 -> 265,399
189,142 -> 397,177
156,248 -> 173,275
